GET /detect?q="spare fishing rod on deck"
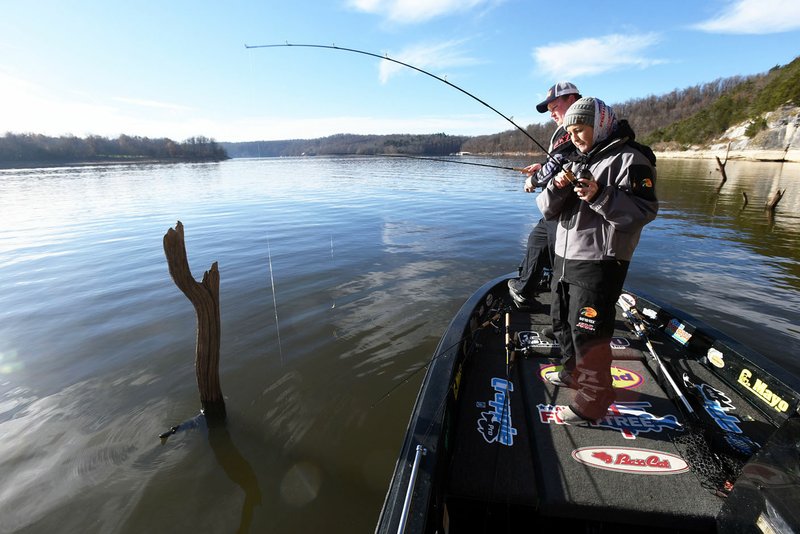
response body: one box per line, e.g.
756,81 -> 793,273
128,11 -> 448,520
245,42 -> 582,184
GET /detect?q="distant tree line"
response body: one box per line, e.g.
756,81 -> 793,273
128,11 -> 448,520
222,133 -> 469,158
0,133 -> 228,165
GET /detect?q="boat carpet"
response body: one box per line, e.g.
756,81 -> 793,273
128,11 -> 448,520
444,291 -> 775,531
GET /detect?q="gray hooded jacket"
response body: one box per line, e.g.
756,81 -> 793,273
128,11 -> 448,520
536,120 -> 658,287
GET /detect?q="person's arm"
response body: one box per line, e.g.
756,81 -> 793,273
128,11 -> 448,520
585,154 -> 658,231
536,168 -> 574,219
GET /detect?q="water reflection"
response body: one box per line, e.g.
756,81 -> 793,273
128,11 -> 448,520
207,422 -> 263,534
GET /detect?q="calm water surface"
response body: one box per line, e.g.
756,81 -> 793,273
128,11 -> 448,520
1,156 -> 799,533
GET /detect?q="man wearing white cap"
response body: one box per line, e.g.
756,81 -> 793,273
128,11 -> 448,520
508,82 -> 582,307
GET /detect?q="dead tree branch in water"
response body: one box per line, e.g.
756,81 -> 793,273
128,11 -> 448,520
715,143 -> 730,192
741,191 -> 748,209
766,189 -> 786,212
162,221 -> 226,425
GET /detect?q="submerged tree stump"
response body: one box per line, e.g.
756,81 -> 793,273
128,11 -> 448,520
766,189 -> 786,212
715,143 -> 731,192
163,221 -> 226,421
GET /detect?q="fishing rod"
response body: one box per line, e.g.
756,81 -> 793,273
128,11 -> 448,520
378,153 -> 527,173
245,42 -> 579,182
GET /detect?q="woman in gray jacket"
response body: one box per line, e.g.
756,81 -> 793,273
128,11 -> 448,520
536,97 -> 658,424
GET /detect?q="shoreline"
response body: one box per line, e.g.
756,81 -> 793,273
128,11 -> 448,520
493,147 -> 800,163
0,157 -> 229,170
3,149 -> 799,169
654,148 -> 800,163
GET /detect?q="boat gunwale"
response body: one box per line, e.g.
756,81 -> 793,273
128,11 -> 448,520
374,272 -> 512,533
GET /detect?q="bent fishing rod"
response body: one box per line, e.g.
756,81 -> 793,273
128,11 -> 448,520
245,42 -> 578,182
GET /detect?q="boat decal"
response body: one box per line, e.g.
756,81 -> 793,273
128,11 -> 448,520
476,377 -> 517,446
642,307 -> 658,320
681,374 -> 762,455
572,447 -> 689,475
665,318 -> 691,345
737,368 -> 790,413
683,376 -> 743,433
707,347 -> 725,368
537,402 -> 682,439
539,364 -> 643,390
518,330 -> 559,349
610,337 -> 630,349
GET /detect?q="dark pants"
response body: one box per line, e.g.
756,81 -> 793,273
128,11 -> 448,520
551,280 -> 620,420
516,218 -> 557,296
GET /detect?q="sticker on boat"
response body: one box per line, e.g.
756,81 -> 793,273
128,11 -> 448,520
707,347 -> 725,368
539,364 -> 643,389
538,402 -> 682,439
665,318 -> 692,345
476,377 -> 517,446
642,307 -> 658,320
518,330 -> 558,349
572,447 -> 689,474
610,337 -> 630,349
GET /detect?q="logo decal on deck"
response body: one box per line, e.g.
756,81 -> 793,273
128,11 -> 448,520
518,331 -> 559,349
610,337 -> 630,349
476,377 -> 517,446
683,374 -> 761,455
683,375 -> 742,433
665,319 -> 691,345
572,447 -> 689,475
707,347 -> 725,368
539,364 -> 643,390
537,402 -> 682,439
737,368 -> 789,413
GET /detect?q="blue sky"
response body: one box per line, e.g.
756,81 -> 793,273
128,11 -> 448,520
2,0 -> 800,142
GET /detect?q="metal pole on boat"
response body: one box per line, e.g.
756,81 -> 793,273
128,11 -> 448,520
397,444 -> 427,534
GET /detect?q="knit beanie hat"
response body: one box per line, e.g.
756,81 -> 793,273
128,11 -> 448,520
563,97 -> 617,146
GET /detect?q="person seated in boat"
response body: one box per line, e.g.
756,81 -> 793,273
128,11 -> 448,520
536,97 -> 658,424
508,81 -> 582,308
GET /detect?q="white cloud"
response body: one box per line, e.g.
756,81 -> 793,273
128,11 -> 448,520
693,0 -> 800,34
347,0 -> 490,23
533,33 -> 664,79
378,40 -> 479,83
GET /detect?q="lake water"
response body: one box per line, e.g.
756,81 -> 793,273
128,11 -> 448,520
1,156 -> 799,533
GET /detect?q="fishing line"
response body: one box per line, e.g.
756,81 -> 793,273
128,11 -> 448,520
244,42 -> 576,179
266,233 -> 283,364
330,234 -> 336,309
378,153 -> 527,173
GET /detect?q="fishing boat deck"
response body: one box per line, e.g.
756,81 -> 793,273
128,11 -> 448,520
442,286 -> 776,532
